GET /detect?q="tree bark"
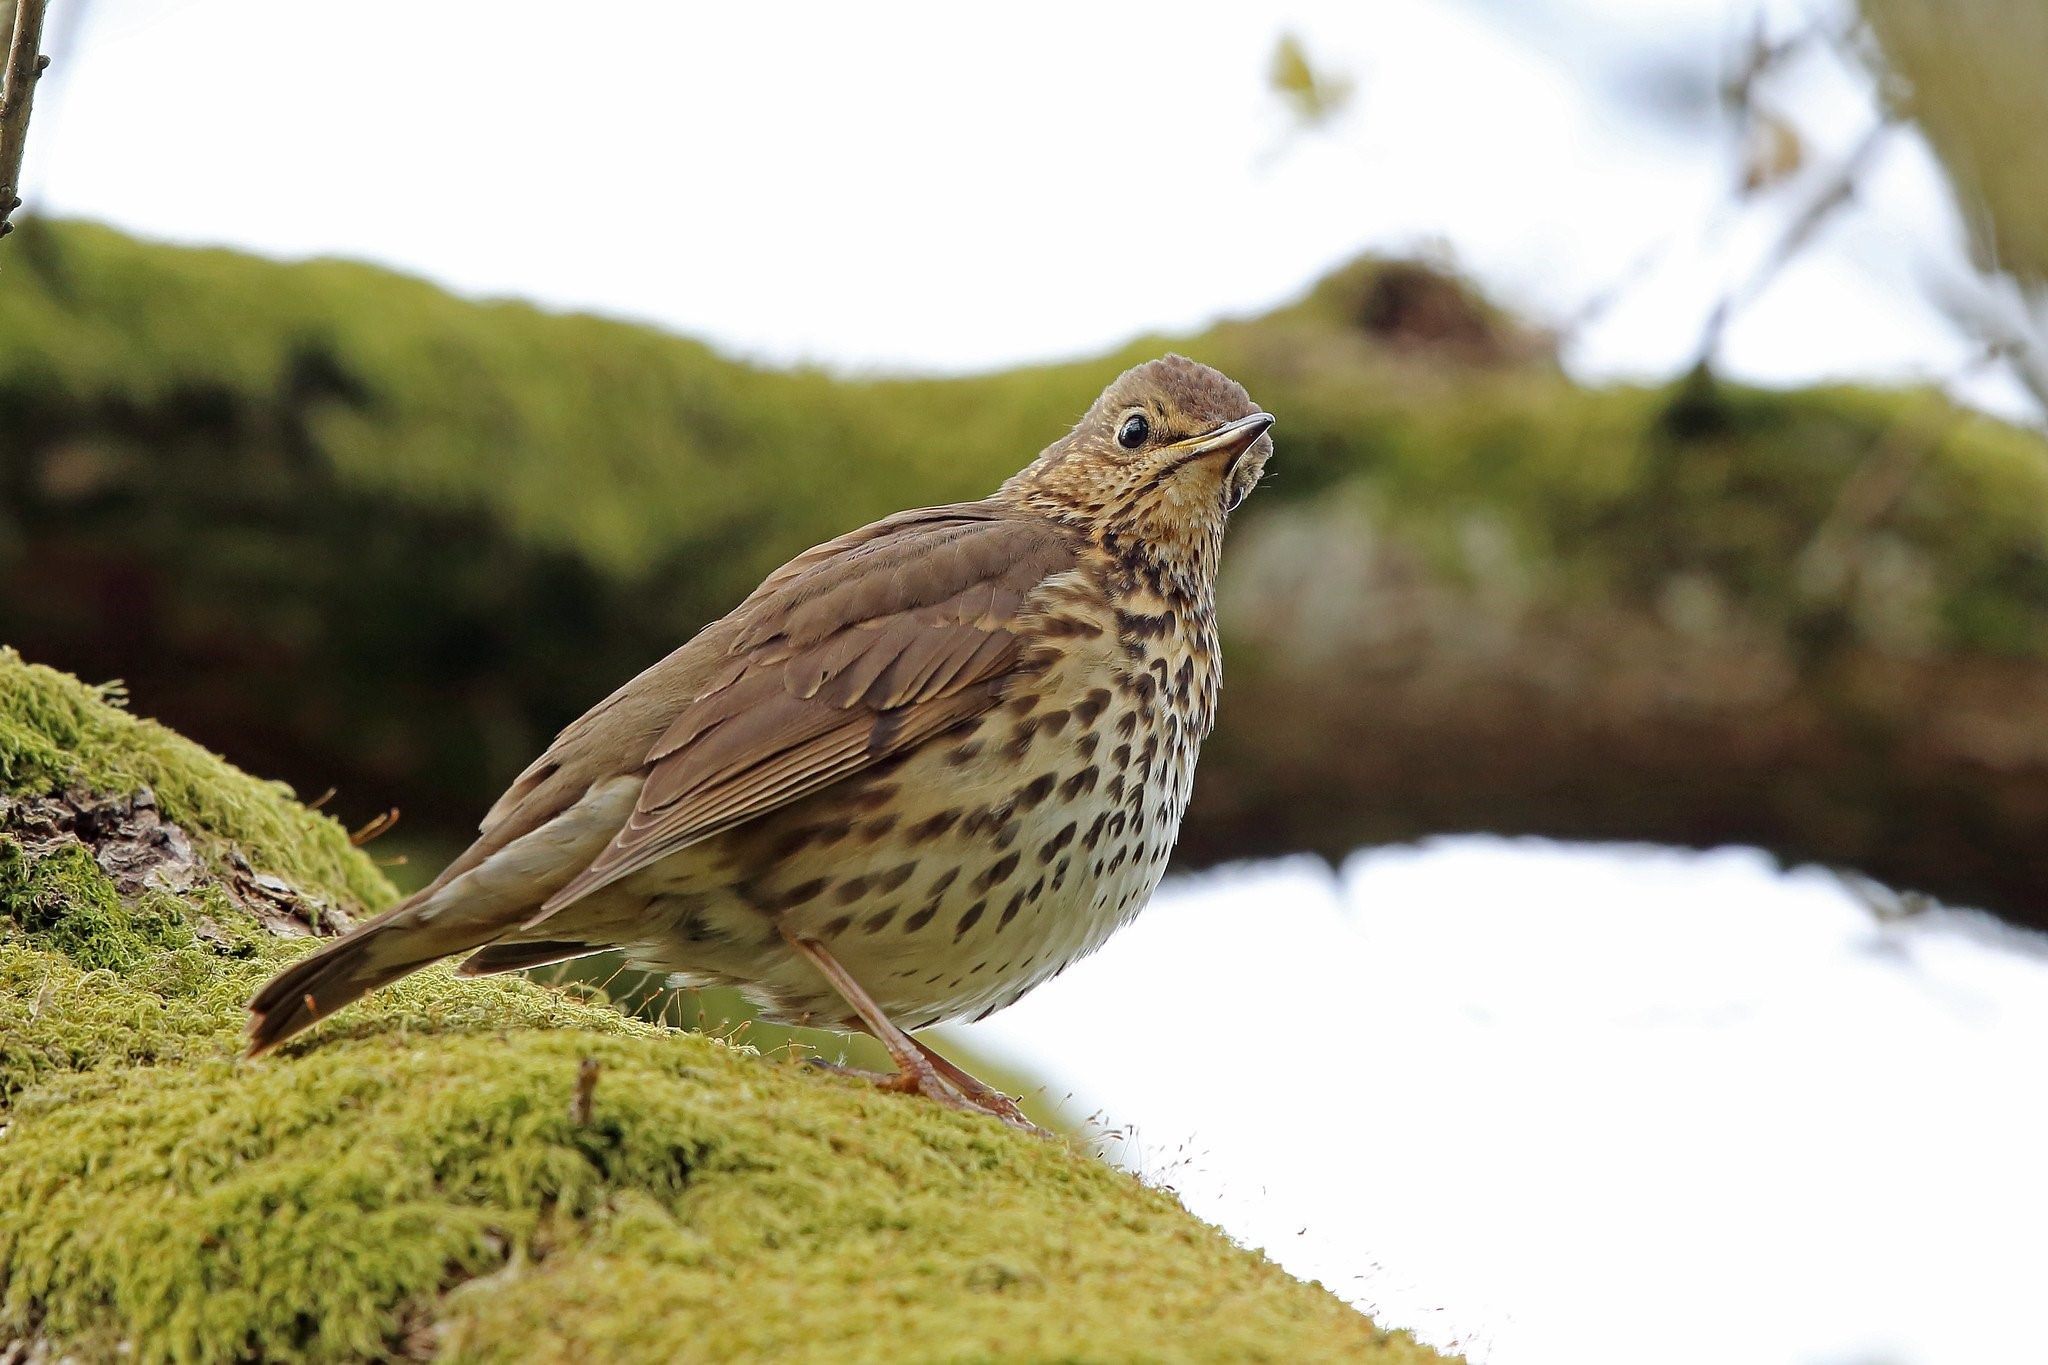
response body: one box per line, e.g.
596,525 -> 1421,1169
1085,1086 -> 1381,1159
1182,493 -> 2048,922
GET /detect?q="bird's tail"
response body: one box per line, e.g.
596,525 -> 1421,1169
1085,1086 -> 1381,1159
246,895 -> 493,1055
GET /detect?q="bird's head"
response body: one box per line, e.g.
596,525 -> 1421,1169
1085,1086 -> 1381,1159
1003,356 -> 1274,581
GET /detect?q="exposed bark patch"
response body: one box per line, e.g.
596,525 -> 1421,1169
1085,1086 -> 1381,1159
0,786 -> 350,939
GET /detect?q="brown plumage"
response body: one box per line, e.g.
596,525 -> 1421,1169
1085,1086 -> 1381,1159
248,354 -> 1274,1126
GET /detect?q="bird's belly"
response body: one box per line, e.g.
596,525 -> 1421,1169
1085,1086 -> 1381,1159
607,701 -> 1192,1031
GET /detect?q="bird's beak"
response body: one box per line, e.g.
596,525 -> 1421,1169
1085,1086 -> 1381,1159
1174,412 -> 1276,466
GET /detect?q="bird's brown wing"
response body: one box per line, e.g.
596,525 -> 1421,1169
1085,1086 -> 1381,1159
525,508 -> 1081,925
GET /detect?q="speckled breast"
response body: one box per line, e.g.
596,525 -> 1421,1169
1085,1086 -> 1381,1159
609,568 -> 1222,1031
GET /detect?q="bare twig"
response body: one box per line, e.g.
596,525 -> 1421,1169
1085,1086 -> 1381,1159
347,807 -> 402,846
1692,119 -> 1892,371
0,0 -> 50,241
569,1056 -> 600,1126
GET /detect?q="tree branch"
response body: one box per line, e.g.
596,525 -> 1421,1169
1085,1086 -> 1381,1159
0,0 -> 51,242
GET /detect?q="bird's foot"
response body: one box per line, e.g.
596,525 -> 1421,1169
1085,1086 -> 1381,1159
803,1053 -> 1038,1131
801,1050 -> 979,1115
912,1051 -> 1036,1130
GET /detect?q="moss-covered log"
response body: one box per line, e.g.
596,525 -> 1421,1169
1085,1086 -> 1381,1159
0,649 -> 1436,1363
4,220 -> 2048,927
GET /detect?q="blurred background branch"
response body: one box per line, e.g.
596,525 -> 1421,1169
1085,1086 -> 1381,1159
0,0 -> 49,241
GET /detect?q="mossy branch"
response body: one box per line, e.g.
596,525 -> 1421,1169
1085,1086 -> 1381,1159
0,0 -> 49,241
0,653 -> 1442,1363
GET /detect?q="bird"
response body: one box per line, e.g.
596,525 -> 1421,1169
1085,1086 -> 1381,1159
247,355 -> 1275,1126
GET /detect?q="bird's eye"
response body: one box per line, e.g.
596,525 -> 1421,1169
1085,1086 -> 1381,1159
1117,413 -> 1150,449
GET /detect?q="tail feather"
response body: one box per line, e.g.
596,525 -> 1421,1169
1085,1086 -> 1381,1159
457,939 -> 601,977
247,776 -> 636,1053
247,900 -> 479,1055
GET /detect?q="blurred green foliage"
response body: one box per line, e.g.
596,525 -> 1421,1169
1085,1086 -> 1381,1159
4,217 -> 2048,891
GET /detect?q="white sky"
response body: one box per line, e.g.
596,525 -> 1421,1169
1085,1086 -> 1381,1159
20,4 -> 2048,1361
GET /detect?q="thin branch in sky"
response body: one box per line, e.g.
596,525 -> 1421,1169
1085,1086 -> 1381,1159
0,0 -> 51,241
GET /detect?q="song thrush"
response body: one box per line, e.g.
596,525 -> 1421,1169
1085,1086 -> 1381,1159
248,355 -> 1274,1126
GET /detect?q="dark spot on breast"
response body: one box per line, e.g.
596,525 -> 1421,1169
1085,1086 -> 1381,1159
947,740 -> 985,767
1016,773 -> 1057,811
1175,656 -> 1195,692
905,905 -> 939,932
821,913 -> 854,938
1004,719 -> 1040,759
1074,689 -> 1111,725
1041,614 -> 1103,639
1038,821 -> 1078,863
875,862 -> 916,894
1117,608 -> 1173,639
863,906 -> 899,934
832,876 -> 871,904
955,900 -> 986,939
768,825 -> 822,861
974,852 -> 1021,892
994,818 -> 1021,850
781,878 -> 829,908
1083,812 -> 1110,851
911,810 -> 961,842
846,783 -> 899,812
1075,732 -> 1101,759
859,813 -> 900,842
1108,813 -> 1127,839
1060,767 -> 1098,801
929,866 -> 961,895
1115,711 -> 1139,739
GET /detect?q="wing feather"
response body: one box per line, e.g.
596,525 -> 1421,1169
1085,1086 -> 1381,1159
528,511 -> 1078,923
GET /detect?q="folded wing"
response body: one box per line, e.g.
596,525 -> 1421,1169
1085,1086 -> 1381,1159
527,507 -> 1080,923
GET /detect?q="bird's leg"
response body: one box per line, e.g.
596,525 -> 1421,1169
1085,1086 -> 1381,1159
778,930 -> 975,1115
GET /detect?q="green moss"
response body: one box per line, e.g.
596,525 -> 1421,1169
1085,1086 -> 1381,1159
0,658 -> 1441,1363
2,1028 -> 1431,1364
0,837 -> 191,971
